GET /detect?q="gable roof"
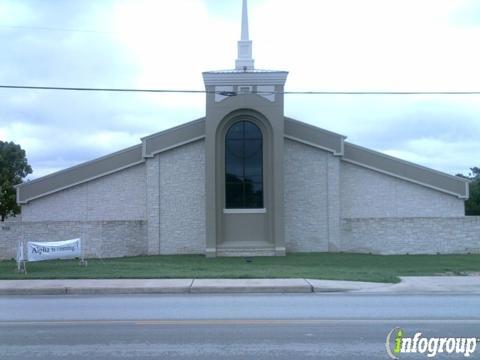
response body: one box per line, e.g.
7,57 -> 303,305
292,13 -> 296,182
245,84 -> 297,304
342,142 -> 469,198
16,118 -> 206,204
284,117 -> 345,155
17,117 -> 469,204
142,117 -> 205,157
285,118 -> 469,198
17,144 -> 144,204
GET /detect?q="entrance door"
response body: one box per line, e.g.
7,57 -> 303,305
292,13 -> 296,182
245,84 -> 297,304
222,120 -> 269,246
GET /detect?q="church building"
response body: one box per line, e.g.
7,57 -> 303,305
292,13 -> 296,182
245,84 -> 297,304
9,0 -> 477,259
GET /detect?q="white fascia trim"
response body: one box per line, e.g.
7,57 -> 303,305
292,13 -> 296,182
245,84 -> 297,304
342,158 -> 468,199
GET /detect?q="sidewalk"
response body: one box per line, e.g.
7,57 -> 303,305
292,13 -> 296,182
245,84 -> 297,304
1,276 -> 480,295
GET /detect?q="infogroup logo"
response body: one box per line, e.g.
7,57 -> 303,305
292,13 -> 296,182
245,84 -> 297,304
385,327 -> 478,359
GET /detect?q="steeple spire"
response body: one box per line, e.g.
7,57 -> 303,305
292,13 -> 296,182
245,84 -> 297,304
235,0 -> 254,70
241,0 -> 249,41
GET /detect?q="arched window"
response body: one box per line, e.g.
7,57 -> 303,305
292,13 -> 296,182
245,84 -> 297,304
225,121 -> 263,209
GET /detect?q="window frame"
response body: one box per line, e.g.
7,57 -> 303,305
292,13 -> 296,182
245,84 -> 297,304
224,120 -> 264,210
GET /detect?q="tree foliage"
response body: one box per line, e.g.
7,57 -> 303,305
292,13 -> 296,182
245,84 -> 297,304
464,167 -> 480,216
0,141 -> 32,221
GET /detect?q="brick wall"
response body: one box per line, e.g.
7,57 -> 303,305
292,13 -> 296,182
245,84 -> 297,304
340,217 -> 480,254
283,138 -> 471,255
340,162 -> 465,218
7,136 -> 472,258
146,156 -> 160,255
0,221 -> 147,260
21,163 -> 147,222
158,140 -> 206,255
284,139 -> 330,252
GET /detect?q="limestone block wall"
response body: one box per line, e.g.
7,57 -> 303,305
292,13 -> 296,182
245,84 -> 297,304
158,140 -> 206,255
11,139 -> 207,259
0,222 -> 22,260
284,139 -> 330,252
0,221 -> 147,260
146,157 -> 160,255
340,217 -> 480,255
21,163 -> 147,222
340,162 -> 465,218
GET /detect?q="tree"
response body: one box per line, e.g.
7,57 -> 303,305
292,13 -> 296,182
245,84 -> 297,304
0,141 -> 32,221
464,167 -> 480,216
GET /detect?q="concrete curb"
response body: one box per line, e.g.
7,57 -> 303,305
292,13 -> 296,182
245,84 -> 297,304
190,279 -> 312,294
0,279 -> 193,296
1,287 -> 68,296
0,277 -> 479,295
305,279 -> 393,293
0,279 -> 314,295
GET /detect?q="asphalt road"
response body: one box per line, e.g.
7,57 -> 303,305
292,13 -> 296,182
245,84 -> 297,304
1,294 -> 480,359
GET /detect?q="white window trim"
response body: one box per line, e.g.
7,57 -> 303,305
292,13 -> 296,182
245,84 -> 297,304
223,208 -> 267,214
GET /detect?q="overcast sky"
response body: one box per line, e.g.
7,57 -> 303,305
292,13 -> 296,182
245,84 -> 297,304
0,0 -> 479,179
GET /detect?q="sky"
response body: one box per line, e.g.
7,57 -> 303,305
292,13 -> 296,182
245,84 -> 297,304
0,0 -> 479,179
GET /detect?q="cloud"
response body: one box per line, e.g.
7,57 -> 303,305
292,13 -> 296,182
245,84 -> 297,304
252,0 -> 480,91
385,138 -> 480,175
286,93 -> 480,174
0,0 -> 479,180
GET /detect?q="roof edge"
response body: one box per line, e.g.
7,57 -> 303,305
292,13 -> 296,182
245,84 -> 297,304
18,160 -> 145,205
141,117 -> 205,141
17,144 -> 144,204
343,142 -> 469,199
285,117 -> 347,139
282,117 -> 468,199
143,118 -> 205,157
203,69 -> 288,74
17,115 -> 469,204
17,118 -> 208,204
17,143 -> 143,189
345,142 -> 470,183
284,117 -> 346,156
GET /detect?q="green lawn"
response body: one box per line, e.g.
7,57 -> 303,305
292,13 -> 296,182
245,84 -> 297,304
1,253 -> 479,283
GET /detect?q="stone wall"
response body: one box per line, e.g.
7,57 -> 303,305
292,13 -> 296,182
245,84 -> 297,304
158,140 -> 206,255
283,138 -> 471,255
12,140 -> 208,259
146,157 -> 161,255
340,217 -> 480,255
284,139 -> 330,252
340,162 -> 465,218
6,134 -> 472,259
21,163 -> 147,222
0,221 -> 147,260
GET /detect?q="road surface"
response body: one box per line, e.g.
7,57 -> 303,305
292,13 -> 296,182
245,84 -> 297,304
1,294 -> 479,359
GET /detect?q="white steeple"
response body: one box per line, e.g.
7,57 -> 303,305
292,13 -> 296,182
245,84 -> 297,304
235,0 -> 254,70
241,0 -> 249,41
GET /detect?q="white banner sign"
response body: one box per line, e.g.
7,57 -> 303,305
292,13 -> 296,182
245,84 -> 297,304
27,239 -> 81,262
